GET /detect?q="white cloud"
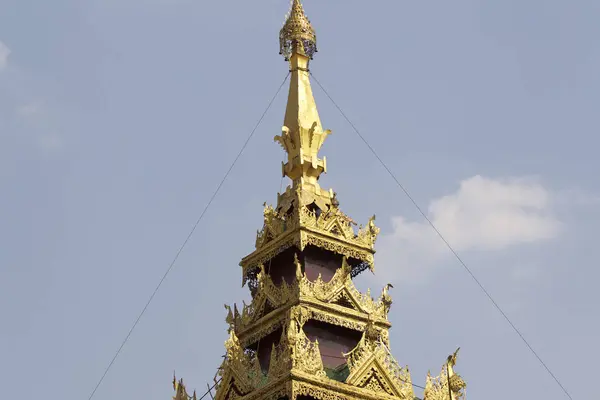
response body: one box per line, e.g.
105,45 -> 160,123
0,40 -> 10,71
374,175 -> 561,284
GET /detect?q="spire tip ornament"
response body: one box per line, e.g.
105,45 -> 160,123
279,0 -> 317,61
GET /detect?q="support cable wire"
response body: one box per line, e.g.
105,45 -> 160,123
206,382 -> 215,400
86,72 -> 291,400
198,378 -> 221,400
309,72 -> 573,400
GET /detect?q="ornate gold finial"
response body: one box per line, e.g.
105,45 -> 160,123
173,375 -> 195,400
279,0 -> 317,61
274,0 -> 335,209
424,348 -> 467,400
380,283 -> 394,316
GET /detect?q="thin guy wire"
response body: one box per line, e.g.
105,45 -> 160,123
310,72 -> 573,400
87,72 -> 290,400
206,383 -> 215,400
198,378 -> 222,400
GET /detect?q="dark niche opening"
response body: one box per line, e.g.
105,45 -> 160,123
307,201 -> 322,217
266,246 -> 299,286
303,319 -> 361,376
248,327 -> 283,374
302,245 -> 342,283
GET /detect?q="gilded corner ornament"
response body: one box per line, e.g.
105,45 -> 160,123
343,318 -> 414,399
424,348 -> 467,400
172,375 -> 197,400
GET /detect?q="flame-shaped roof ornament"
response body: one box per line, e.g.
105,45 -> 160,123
279,0 -> 317,61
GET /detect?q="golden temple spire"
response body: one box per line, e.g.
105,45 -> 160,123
178,4 -> 470,400
275,0 -> 333,210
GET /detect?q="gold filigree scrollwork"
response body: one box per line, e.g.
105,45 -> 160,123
254,202 -> 379,252
260,312 -> 327,385
299,257 -> 390,321
292,381 -> 348,400
299,205 -> 379,252
214,330 -> 265,397
343,319 -> 414,399
233,256 -> 395,359
286,306 -> 326,377
234,255 -> 393,341
244,200 -> 380,284
267,339 -> 289,380
254,385 -> 291,400
255,203 -> 288,249
303,234 -> 374,270
424,349 -> 466,400
357,215 -> 381,248
310,310 -> 366,332
230,265 -> 300,331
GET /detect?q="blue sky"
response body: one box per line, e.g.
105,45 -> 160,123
1,1 -> 599,399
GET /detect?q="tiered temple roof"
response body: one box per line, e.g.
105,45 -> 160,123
173,2 -> 467,400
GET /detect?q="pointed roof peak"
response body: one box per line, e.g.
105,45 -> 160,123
279,0 -> 317,61
289,0 -> 306,15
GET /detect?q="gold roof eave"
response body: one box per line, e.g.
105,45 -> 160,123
242,202 -> 381,286
241,226 -> 376,285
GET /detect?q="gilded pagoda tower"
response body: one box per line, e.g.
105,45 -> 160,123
173,1 -> 467,400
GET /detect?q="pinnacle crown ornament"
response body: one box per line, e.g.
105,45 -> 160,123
279,0 -> 317,61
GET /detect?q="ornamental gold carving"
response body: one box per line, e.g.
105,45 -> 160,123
244,200 -> 380,282
172,376 -> 197,400
292,381 -> 348,400
299,256 -> 391,319
279,0 -> 318,60
254,202 -> 380,254
229,256 -> 393,339
424,349 -> 467,400
344,318 -> 414,399
284,308 -> 327,377
274,123 -> 332,169
219,330 -> 265,392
